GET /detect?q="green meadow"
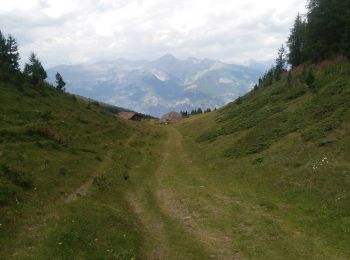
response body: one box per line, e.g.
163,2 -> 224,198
1,61 -> 350,259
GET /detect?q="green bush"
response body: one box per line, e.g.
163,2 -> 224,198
0,164 -> 32,190
59,167 -> 68,176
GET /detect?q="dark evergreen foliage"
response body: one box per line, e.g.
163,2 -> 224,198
0,30 -> 20,72
287,0 -> 349,67
287,14 -> 307,68
55,72 -> 66,91
257,0 -> 349,88
24,53 -> 47,84
275,45 -> 287,80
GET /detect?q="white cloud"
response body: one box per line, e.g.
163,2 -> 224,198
175,98 -> 191,106
185,84 -> 198,91
0,0 -> 306,68
219,78 -> 233,84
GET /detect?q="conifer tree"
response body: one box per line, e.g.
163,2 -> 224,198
287,14 -> 306,67
0,31 -> 20,71
275,45 -> 287,81
24,53 -> 47,84
55,72 -> 66,91
0,31 -> 8,66
304,0 -> 348,61
6,35 -> 20,71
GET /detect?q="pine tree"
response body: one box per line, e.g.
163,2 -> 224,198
0,32 -> 20,71
275,45 -> 287,81
0,31 -> 8,66
55,72 -> 66,91
287,14 -> 306,67
24,53 -> 47,84
304,0 -> 348,61
6,35 -> 20,71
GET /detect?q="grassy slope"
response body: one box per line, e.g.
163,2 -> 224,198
176,61 -> 350,258
0,82 -> 163,258
1,61 -> 349,259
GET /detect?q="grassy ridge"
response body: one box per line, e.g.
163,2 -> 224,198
0,81 -> 163,258
177,61 -> 350,258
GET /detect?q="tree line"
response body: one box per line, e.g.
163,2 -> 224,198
0,30 -> 66,91
180,107 -> 216,116
256,0 -> 349,89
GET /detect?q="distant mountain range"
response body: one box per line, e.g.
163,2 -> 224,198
48,54 -> 264,117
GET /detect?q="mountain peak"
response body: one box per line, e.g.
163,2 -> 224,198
157,54 -> 178,63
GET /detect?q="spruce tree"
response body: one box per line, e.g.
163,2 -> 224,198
275,45 -> 287,81
0,31 -> 8,66
304,0 -> 348,61
6,35 -> 20,71
55,72 -> 66,91
287,14 -> 306,67
24,53 -> 47,84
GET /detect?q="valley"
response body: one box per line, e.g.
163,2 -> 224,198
47,55 -> 262,117
1,60 -> 350,259
1,0 -> 350,256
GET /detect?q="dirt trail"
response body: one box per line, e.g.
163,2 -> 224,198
127,125 -> 238,259
125,134 -> 171,259
127,193 -> 170,260
65,150 -> 113,203
155,126 -> 238,259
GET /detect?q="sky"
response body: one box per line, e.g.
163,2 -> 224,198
0,0 -> 306,68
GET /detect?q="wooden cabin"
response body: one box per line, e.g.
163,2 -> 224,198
160,111 -> 183,124
117,112 -> 141,121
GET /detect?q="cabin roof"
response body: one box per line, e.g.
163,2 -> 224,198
118,112 -> 137,120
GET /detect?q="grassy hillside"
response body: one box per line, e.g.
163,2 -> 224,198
0,80 -> 163,258
1,60 -> 349,259
175,61 -> 350,258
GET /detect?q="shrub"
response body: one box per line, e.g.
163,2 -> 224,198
0,164 -> 32,190
93,175 -> 110,190
305,69 -> 315,88
235,97 -> 242,105
41,111 -> 52,121
59,167 -> 68,176
0,180 -> 20,206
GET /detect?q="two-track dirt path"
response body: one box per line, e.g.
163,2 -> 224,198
127,126 -> 239,260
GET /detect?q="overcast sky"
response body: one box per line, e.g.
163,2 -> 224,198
0,0 -> 306,68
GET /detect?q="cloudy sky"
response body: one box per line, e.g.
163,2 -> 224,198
0,0 -> 306,68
